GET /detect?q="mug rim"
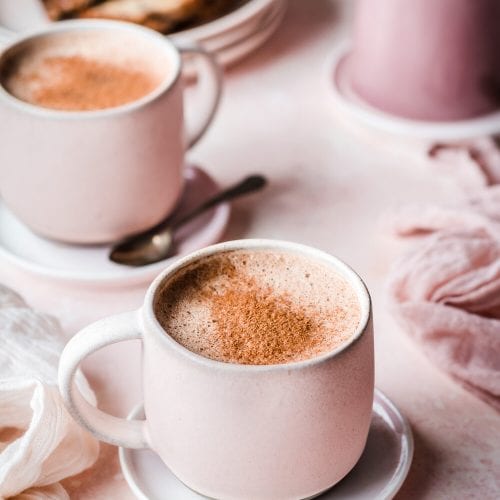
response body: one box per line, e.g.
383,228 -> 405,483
142,238 -> 372,372
0,19 -> 182,119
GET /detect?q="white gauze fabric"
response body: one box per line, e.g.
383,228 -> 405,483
0,285 -> 99,499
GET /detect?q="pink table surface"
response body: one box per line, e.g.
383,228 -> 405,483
1,1 -> 500,498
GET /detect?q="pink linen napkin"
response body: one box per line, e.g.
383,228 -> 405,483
384,186 -> 500,411
428,136 -> 500,189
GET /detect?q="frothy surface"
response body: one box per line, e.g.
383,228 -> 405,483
155,250 -> 361,365
0,30 -> 168,111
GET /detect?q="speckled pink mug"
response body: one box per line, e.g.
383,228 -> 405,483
0,20 -> 222,243
58,239 -> 374,500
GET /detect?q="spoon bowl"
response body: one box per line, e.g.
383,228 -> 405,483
110,232 -> 174,267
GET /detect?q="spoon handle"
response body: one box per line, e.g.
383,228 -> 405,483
172,174 -> 267,229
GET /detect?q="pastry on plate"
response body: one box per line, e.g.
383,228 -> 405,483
77,0 -> 238,33
42,0 -> 99,20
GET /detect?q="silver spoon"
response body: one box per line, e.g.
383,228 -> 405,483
109,174 -> 267,266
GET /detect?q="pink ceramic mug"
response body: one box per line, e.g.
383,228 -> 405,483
348,0 -> 500,121
58,239 -> 374,500
0,20 -> 222,243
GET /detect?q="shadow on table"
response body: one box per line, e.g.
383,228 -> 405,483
395,427 -> 440,499
61,442 -> 123,499
229,0 -> 340,72
221,172 -> 297,240
223,202 -> 255,240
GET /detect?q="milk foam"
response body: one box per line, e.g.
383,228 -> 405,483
0,30 -> 168,109
155,249 -> 362,365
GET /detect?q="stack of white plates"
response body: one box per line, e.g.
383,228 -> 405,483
0,0 -> 287,67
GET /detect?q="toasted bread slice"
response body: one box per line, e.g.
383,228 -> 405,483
42,0 -> 100,20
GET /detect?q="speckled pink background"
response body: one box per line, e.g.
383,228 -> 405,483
1,1 -> 499,498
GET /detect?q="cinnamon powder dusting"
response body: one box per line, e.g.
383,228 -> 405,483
11,55 -> 157,111
209,285 -> 322,365
156,251 -> 361,366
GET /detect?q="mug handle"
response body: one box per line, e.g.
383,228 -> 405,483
58,310 -> 148,449
176,42 -> 223,149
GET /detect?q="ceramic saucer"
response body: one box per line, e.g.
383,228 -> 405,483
0,165 -> 230,287
208,0 -> 286,68
328,44 -> 500,141
119,389 -> 413,500
178,0 -> 286,77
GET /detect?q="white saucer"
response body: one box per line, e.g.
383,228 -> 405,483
0,166 -> 230,287
119,389 -> 413,500
328,44 -> 500,141
177,0 -> 285,76
171,0 -> 286,49
207,0 -> 286,68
